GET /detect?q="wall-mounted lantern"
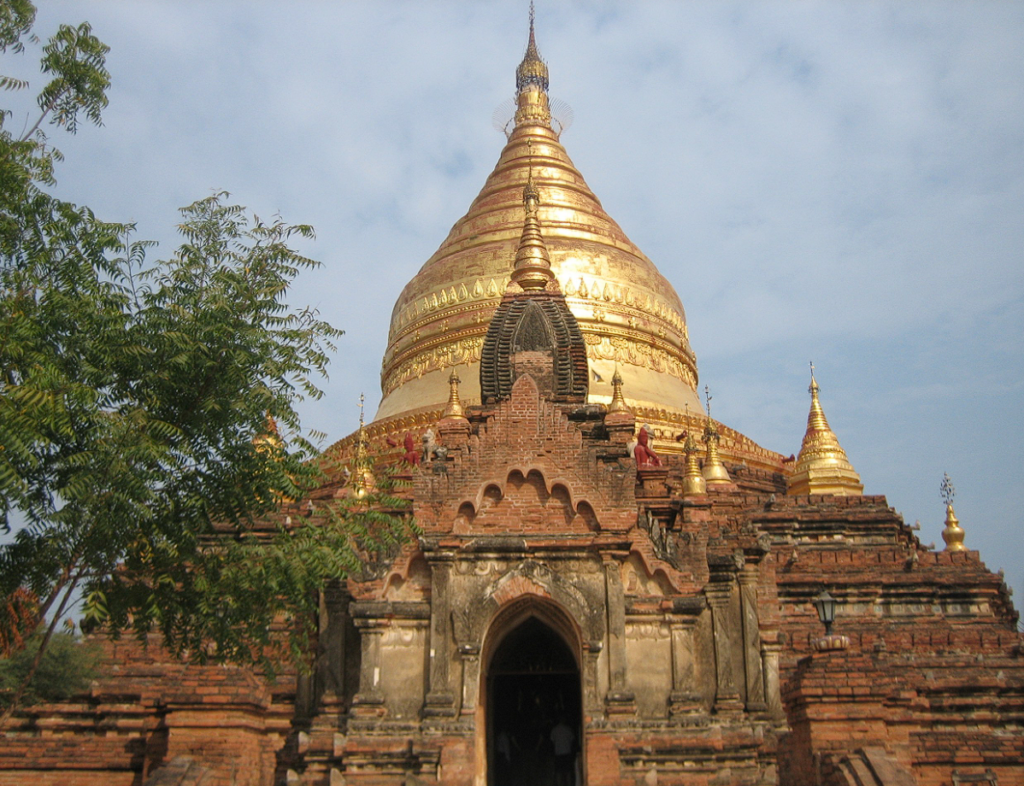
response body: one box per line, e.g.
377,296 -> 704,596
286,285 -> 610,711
811,588 -> 849,652
812,589 -> 837,636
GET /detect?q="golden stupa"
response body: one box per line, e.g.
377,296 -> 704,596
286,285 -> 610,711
353,16 -> 785,475
787,367 -> 863,496
377,19 -> 699,419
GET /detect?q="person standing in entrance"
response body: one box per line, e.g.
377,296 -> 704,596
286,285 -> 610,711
550,717 -> 576,786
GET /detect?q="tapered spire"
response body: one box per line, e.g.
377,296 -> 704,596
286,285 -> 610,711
510,163 -> 555,290
681,406 -> 707,497
607,368 -> 632,414
788,363 -> 863,496
514,3 -> 552,127
480,141 -> 588,405
940,473 -> 966,552
701,385 -> 731,485
351,393 -> 374,499
442,369 -> 467,421
516,2 -> 549,94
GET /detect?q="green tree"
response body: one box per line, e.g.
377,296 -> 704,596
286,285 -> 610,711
0,630 -> 100,707
0,1 -> 409,725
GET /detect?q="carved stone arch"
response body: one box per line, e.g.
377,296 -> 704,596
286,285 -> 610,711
485,559 -> 604,644
480,292 -> 589,404
483,596 -> 583,677
512,300 -> 554,352
381,547 -> 432,601
621,552 -> 672,597
576,500 -> 600,531
626,543 -> 687,594
480,596 -> 586,786
475,481 -> 504,513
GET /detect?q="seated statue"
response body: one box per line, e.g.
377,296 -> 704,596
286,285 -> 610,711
421,428 -> 448,464
402,432 -> 420,466
633,425 -> 662,468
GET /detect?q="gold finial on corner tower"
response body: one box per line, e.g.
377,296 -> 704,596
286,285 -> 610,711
701,384 -> 731,485
443,369 -> 468,420
788,362 -> 863,496
940,472 -> 966,552
608,367 -> 632,415
681,404 -> 707,497
352,393 -> 374,499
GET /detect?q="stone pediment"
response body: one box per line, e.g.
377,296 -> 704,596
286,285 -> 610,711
414,374 -> 636,534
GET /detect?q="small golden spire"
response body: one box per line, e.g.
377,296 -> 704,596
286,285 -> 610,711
607,367 -> 632,414
516,2 -> 549,94
510,150 -> 555,290
442,368 -> 467,420
788,363 -> 863,496
701,384 -> 731,485
352,393 -> 374,499
514,2 -> 552,127
253,411 -> 282,454
681,404 -> 707,497
940,472 -> 966,552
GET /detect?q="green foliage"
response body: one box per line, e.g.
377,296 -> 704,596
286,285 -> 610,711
94,470 -> 417,675
36,21 -> 109,134
0,0 -> 33,56
0,632 -> 100,706
0,0 -> 406,700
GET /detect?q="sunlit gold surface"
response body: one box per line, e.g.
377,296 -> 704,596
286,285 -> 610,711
942,504 -> 966,552
607,369 -> 631,415
353,23 -> 790,476
681,430 -> 707,497
376,81 -> 701,423
788,375 -> 863,496
701,418 -> 732,485
442,369 -> 466,420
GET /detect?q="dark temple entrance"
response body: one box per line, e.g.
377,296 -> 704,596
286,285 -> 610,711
487,616 -> 582,786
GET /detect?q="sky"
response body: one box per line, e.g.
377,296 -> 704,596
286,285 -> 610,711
7,2 -> 1023,603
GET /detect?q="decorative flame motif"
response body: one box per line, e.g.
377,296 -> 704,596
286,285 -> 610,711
940,472 -> 955,507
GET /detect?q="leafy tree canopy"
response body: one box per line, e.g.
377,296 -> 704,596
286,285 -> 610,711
0,631 -> 100,707
0,0 -> 408,719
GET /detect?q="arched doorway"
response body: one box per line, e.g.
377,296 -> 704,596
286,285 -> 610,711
487,616 -> 582,786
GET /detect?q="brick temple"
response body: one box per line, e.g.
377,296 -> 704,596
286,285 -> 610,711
2,15 -> 1021,786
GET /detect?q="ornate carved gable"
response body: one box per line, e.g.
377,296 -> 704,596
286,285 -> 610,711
480,289 -> 588,404
414,374 -> 634,534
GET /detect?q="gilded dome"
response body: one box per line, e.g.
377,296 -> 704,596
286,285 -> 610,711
375,27 -> 702,423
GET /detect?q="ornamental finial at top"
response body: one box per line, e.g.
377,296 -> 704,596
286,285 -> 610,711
806,360 -> 828,432
940,473 -> 966,552
352,392 -> 374,498
940,472 -> 955,507
701,384 -> 731,485
608,367 -> 632,415
516,1 -> 549,95
442,369 -> 468,421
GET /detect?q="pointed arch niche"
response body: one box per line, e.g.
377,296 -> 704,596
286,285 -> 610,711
477,598 -> 584,786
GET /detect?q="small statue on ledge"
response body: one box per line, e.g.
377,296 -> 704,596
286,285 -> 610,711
402,432 -> 421,466
633,425 -> 662,468
421,428 -> 448,464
